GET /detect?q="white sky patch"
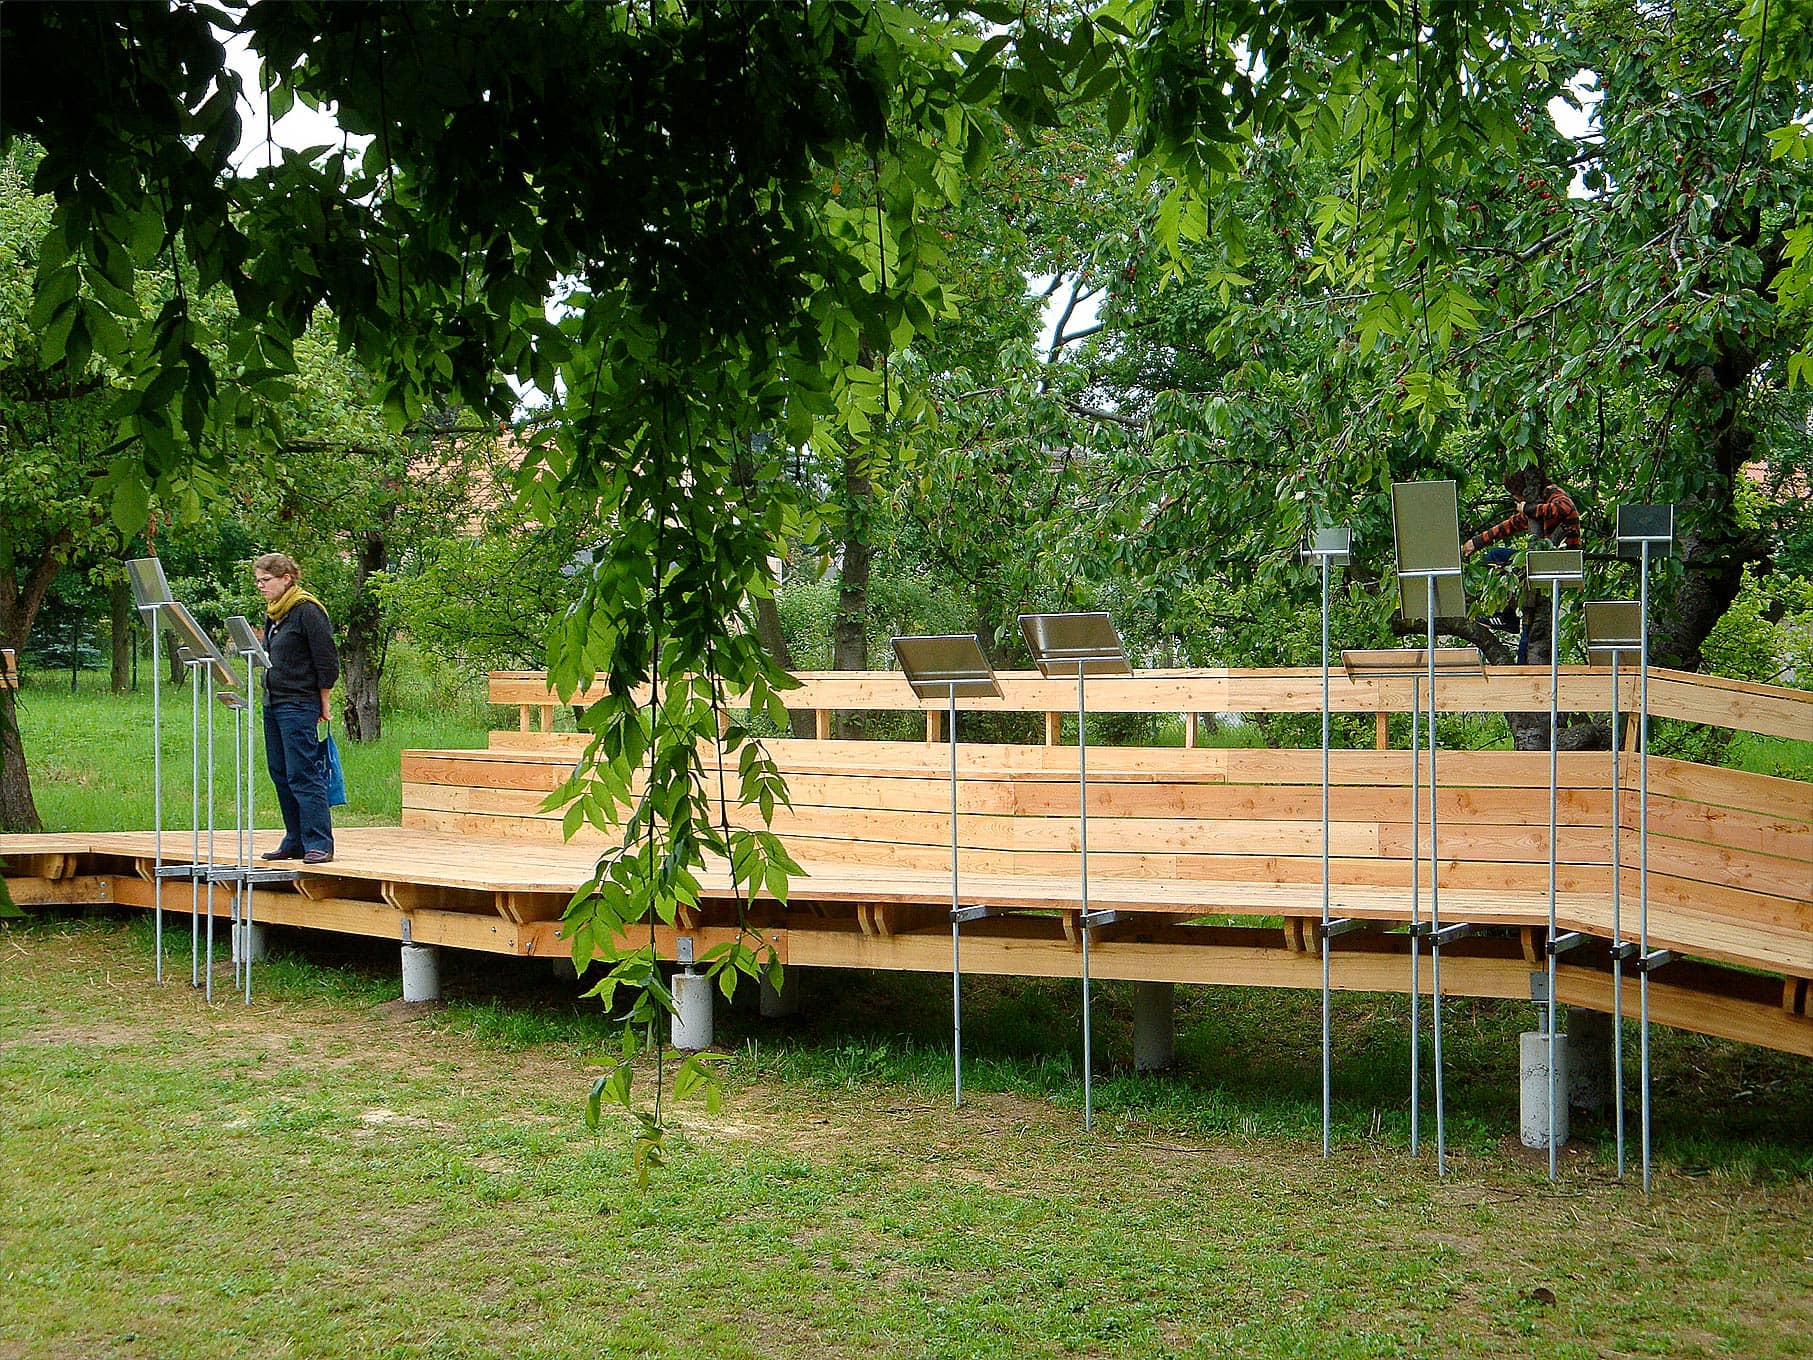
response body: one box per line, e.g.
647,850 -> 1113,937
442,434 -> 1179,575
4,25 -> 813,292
224,32 -> 367,175
1031,272 -> 1102,361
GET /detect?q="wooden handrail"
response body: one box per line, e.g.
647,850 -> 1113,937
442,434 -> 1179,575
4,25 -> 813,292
488,666 -> 1813,742
0,648 -> 16,690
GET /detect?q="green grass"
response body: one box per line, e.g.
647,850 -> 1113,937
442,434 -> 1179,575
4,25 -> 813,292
1726,731 -> 1813,782
10,669 -> 493,832
8,674 -> 1813,1354
3,916 -> 1812,1360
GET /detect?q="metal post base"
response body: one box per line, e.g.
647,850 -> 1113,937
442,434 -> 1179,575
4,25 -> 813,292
1567,1009 -> 1614,1115
1519,1031 -> 1569,1151
1131,981 -> 1175,1072
670,967 -> 714,1050
759,966 -> 802,1018
400,942 -> 442,1004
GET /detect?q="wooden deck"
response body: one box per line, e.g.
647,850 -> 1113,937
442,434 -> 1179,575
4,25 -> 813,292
6,663 -> 1810,1057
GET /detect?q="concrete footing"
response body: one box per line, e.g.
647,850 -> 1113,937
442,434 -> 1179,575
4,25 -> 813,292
401,942 -> 441,1003
1567,1008 -> 1613,1114
759,966 -> 801,1018
232,922 -> 269,964
1519,1031 -> 1569,1150
671,968 -> 715,1050
1132,981 -> 1176,1072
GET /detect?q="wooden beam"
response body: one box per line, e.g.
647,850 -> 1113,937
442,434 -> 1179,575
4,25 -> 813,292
6,876 -> 112,906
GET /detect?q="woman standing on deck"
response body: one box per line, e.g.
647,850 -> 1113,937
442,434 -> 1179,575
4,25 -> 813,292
252,553 -> 340,865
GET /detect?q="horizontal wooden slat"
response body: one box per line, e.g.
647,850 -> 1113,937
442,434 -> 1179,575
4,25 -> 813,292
488,665 -> 1813,736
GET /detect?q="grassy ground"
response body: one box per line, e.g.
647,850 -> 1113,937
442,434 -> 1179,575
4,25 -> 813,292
9,669 -> 492,833
2,916 -> 1811,1360
7,672 -> 1812,1356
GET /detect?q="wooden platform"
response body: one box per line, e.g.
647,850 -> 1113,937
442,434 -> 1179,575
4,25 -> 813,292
6,663 -> 1810,1058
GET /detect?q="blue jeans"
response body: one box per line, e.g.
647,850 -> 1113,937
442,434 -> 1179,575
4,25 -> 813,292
264,702 -> 334,855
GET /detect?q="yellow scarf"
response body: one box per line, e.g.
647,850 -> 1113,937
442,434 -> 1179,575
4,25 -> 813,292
266,584 -> 324,623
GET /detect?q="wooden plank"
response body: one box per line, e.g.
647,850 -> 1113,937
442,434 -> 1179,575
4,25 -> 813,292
492,665 -> 1811,735
1647,671 -> 1813,741
6,876 -> 112,906
295,874 -> 384,903
1642,757 -> 1813,823
497,891 -> 566,925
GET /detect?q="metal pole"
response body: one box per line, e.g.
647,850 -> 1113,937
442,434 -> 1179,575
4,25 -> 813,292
190,661 -> 201,988
149,610 -> 163,983
1080,667 -> 1094,1132
1611,651 -> 1626,1180
246,662 -> 259,1004
1427,576 -> 1448,1176
1409,665 -> 1421,1159
1320,555 -> 1333,1158
231,701 -> 243,992
1547,581 -> 1561,1181
949,685 -> 962,1107
1639,543 -> 1654,1192
205,667 -> 217,1003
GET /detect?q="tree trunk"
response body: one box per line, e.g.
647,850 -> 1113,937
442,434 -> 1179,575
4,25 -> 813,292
110,576 -> 133,694
0,684 -> 42,833
339,529 -> 387,743
754,593 -> 815,739
830,453 -> 873,739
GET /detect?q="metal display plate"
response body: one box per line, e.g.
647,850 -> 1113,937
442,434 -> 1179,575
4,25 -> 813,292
891,635 -> 1002,700
224,614 -> 271,669
1304,525 -> 1353,565
1341,647 -> 1483,678
1526,548 -> 1585,586
1017,613 -> 1132,678
125,557 -> 174,611
162,601 -> 242,690
1584,600 -> 1643,662
1391,481 -> 1466,619
1616,503 -> 1675,559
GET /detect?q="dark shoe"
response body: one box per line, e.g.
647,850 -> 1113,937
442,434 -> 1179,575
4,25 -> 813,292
302,849 -> 334,865
261,847 -> 298,861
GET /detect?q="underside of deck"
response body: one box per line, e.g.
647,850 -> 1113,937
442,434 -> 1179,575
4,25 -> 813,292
6,826 -> 1809,1058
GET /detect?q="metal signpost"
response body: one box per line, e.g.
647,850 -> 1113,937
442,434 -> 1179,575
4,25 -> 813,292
1528,549 -> 1586,1180
1018,612 -> 1132,1133
1302,525 -> 1353,1158
161,602 -> 244,1001
1389,479 -> 1479,1175
892,634 -> 1001,1108
225,614 -> 286,1004
125,558 -> 175,981
1585,599 -> 1643,1179
1618,504 -> 1677,1191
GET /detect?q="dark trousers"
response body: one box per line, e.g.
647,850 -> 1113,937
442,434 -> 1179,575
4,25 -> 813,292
264,702 -> 333,855
1480,547 -> 1531,663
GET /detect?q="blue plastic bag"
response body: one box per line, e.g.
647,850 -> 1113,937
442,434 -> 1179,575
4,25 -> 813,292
321,729 -> 349,808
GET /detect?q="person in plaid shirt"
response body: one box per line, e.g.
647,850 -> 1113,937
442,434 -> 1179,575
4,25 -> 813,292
1462,471 -> 1581,559
1461,470 -> 1581,661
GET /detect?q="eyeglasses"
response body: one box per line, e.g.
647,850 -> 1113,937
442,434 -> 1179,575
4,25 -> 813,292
255,575 -> 281,586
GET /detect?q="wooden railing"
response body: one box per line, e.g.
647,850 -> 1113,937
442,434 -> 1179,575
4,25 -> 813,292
489,666 -> 1813,746
0,648 -> 16,690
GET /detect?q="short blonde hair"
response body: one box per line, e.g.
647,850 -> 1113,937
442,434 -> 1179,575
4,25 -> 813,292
254,552 -> 301,582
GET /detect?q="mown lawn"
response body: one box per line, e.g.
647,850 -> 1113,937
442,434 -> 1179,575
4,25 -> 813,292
9,669 -> 492,833
3,916 -> 1810,1360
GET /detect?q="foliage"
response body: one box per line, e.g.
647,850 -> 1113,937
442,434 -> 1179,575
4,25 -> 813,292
7,0 -> 1812,1154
